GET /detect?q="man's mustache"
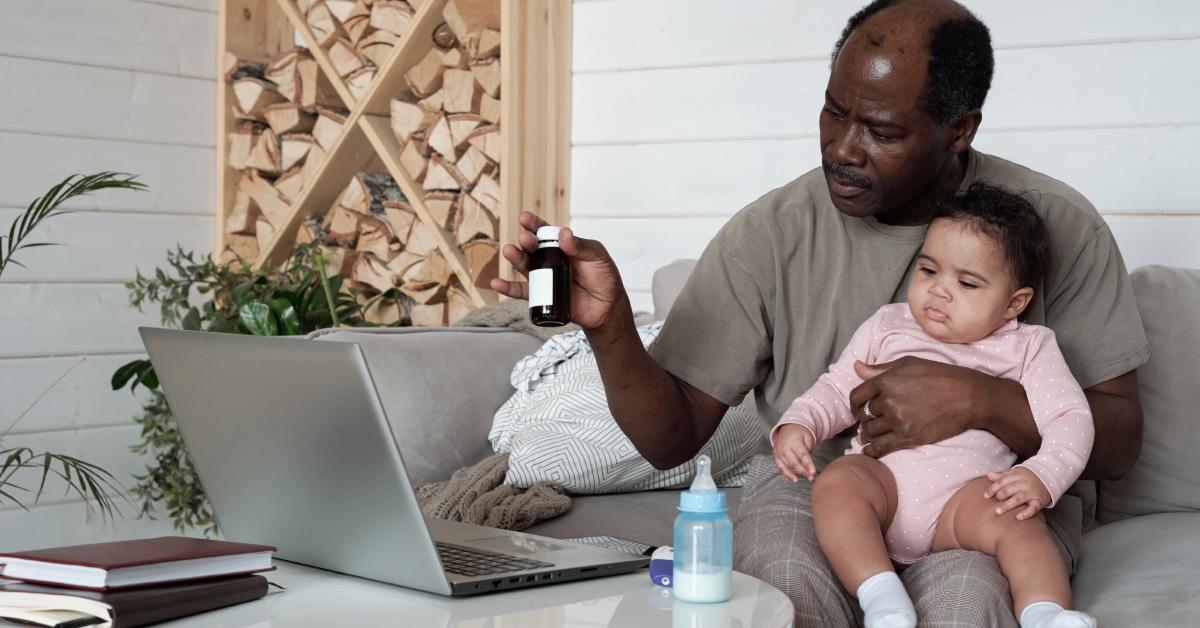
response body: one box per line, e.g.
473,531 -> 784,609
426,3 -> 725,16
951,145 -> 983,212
822,160 -> 873,189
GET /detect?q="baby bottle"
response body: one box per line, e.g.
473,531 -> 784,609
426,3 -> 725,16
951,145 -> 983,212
672,454 -> 733,603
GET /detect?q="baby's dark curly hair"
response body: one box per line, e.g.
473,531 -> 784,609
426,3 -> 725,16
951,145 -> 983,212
933,183 -> 1051,290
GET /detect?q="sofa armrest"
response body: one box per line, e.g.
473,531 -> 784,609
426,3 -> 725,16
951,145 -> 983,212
310,327 -> 542,485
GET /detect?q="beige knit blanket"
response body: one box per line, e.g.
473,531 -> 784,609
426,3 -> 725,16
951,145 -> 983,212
414,452 -> 571,531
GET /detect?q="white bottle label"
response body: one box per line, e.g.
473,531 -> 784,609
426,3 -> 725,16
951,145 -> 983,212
529,268 -> 554,307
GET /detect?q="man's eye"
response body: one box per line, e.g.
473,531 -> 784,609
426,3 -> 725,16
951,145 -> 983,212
959,281 -> 977,289
823,107 -> 845,121
870,129 -> 897,142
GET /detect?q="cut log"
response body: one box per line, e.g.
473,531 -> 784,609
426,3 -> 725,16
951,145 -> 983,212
386,251 -> 424,284
403,48 -> 445,98
418,90 -> 445,114
442,69 -> 480,113
442,0 -> 500,49
390,100 -> 433,144
446,280 -> 474,325
274,167 -> 306,203
370,1 -> 415,36
228,121 -> 262,171
363,296 -> 406,326
405,221 -> 440,256
255,216 -> 276,253
356,221 -> 394,260
448,113 -> 485,148
470,173 -> 501,213
475,28 -> 501,59
264,103 -> 316,135
346,66 -> 376,100
233,77 -> 285,120
466,125 -> 500,163
223,52 -> 267,82
264,50 -> 298,101
313,107 -> 349,151
246,128 -> 282,174
239,170 -> 292,226
328,206 -> 367,236
479,93 -> 500,124
401,250 -> 451,303
462,238 -> 499,290
470,58 -> 500,98
399,139 -> 428,181
343,14 -> 373,46
329,38 -> 366,77
300,142 -> 327,184
426,114 -> 456,161
439,47 -> 468,69
383,200 -> 418,242
423,191 -> 457,229
225,190 -> 259,235
351,253 -> 398,293
281,133 -> 318,171
455,144 -> 488,185
455,193 -> 498,244
423,155 -> 468,191
297,53 -> 342,109
297,0 -> 321,13
226,234 -> 260,263
410,303 -> 446,326
342,172 -> 405,217
325,0 -> 362,23
306,2 -> 346,48
358,31 -> 398,67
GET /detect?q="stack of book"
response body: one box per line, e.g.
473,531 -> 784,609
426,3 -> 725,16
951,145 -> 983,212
0,537 -> 276,627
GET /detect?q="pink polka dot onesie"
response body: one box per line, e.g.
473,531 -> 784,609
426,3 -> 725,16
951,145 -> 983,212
772,303 -> 1094,565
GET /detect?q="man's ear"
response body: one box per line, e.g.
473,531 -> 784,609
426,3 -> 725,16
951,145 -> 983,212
1005,286 -> 1034,319
949,109 -> 982,153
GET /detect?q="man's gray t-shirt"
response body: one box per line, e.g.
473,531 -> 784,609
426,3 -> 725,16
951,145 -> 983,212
650,149 -> 1150,426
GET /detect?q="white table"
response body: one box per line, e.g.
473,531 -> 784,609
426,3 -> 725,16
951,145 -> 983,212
163,560 -> 794,627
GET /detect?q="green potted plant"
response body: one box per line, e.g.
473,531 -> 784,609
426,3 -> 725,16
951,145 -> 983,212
1,173 -> 148,520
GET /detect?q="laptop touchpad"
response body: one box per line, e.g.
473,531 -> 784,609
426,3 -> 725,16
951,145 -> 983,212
467,536 -> 573,555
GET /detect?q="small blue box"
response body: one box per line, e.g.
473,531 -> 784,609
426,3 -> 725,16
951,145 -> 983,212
649,546 -> 674,587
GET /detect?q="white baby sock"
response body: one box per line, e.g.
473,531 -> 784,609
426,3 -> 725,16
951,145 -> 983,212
856,571 -> 917,628
1019,601 -> 1097,628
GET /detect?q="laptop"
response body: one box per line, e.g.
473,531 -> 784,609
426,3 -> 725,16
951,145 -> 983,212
138,328 -> 649,596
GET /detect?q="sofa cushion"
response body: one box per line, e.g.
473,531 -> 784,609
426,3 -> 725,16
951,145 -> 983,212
310,327 -> 542,486
1073,512 -> 1200,625
523,488 -> 743,548
1098,266 -> 1200,523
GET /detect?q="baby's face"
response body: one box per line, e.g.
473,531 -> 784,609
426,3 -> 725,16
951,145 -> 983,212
906,219 -> 1030,343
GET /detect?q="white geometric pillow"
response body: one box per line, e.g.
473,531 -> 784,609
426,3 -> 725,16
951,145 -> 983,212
490,321 -> 766,494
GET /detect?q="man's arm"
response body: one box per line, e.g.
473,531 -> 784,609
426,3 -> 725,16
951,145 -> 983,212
854,359 -> 1143,480
585,296 -> 729,470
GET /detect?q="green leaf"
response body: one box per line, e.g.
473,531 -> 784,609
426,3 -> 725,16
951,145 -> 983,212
111,359 -> 150,390
239,301 -> 278,336
181,306 -> 202,331
271,297 -> 301,336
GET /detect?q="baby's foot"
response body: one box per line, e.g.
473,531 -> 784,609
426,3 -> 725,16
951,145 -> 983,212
1019,601 -> 1097,628
857,572 -> 917,628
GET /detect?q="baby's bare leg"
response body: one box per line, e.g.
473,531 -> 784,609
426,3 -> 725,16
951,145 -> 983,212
932,477 -> 1070,613
812,454 -> 899,592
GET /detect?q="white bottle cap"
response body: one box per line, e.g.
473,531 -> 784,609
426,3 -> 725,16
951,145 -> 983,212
535,226 -> 562,242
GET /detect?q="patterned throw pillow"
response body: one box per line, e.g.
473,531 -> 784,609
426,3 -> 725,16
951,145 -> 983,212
490,321 -> 767,494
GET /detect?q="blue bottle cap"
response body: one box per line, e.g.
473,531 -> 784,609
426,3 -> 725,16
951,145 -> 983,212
678,455 -> 727,513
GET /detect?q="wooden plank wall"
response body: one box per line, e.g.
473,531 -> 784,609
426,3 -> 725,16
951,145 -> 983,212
0,0 -> 217,549
570,0 -> 1200,313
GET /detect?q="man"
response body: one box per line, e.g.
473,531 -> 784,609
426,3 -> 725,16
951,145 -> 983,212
492,0 -> 1148,625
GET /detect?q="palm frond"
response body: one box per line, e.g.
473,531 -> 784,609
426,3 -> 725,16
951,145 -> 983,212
0,172 -> 148,278
0,447 -> 126,522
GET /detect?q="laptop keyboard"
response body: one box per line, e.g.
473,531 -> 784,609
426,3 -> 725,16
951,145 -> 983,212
436,542 -> 554,577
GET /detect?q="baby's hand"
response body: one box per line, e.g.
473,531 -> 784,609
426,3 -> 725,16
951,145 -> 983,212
773,424 -> 817,482
984,467 -> 1052,520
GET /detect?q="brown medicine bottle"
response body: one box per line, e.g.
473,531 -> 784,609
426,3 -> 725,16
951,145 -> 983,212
528,226 -> 571,326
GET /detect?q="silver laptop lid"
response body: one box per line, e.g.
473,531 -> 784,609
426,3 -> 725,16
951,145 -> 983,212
139,328 -> 452,595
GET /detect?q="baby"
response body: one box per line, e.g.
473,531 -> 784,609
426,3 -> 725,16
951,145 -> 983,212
773,183 -> 1096,628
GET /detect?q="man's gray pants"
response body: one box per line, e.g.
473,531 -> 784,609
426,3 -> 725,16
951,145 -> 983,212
733,455 -> 1083,627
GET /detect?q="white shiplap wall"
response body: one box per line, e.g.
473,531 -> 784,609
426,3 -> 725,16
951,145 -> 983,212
571,0 -> 1200,313
0,0 -> 216,550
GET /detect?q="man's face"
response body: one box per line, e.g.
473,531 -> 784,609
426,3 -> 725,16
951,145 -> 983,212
819,34 -> 954,219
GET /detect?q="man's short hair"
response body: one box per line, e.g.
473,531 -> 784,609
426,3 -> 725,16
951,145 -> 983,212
831,0 -> 995,124
933,183 -> 1051,292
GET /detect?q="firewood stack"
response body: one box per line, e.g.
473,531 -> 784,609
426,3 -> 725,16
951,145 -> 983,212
220,0 -> 421,265
387,0 -> 501,324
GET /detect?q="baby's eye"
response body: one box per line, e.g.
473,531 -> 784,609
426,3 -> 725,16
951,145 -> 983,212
920,267 -> 935,276
958,281 -> 977,289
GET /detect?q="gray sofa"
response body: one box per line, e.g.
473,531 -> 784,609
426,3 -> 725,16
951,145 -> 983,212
314,263 -> 1200,626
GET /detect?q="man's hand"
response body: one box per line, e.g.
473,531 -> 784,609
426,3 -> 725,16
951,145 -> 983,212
984,467 -> 1051,520
773,424 -> 817,482
850,357 -> 998,458
490,211 -> 629,332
